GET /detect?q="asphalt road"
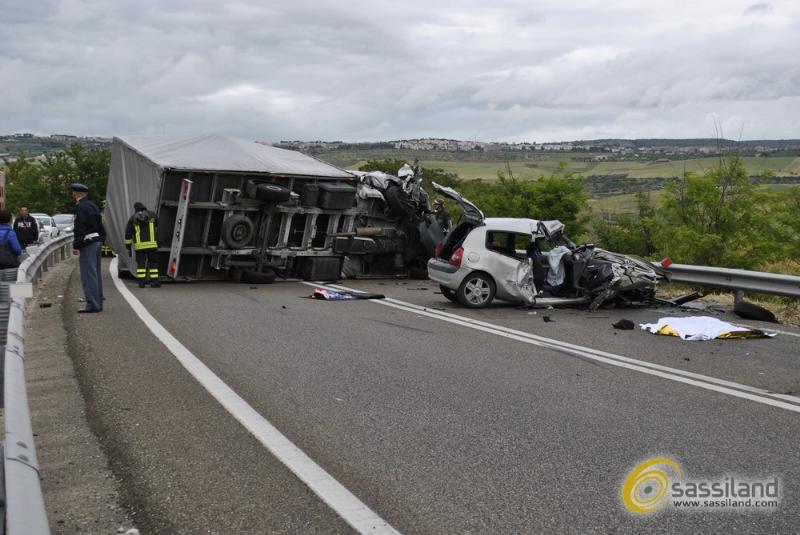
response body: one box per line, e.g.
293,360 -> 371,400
67,262 -> 800,534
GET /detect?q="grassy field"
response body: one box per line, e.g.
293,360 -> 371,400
590,182 -> 799,215
589,191 -> 666,215
327,152 -> 800,181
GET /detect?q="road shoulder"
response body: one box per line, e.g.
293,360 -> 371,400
26,258 -> 137,534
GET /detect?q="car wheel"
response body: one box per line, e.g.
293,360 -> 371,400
457,272 -> 495,308
440,285 -> 458,302
221,215 -> 255,249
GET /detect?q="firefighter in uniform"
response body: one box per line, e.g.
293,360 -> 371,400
100,200 -> 112,257
125,202 -> 161,288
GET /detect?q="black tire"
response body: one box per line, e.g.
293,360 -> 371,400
440,285 -> 458,302
256,183 -> 291,203
734,300 -> 777,323
241,268 -> 277,284
457,272 -> 496,308
221,215 -> 255,249
408,257 -> 429,280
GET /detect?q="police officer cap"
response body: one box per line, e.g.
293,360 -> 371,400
70,183 -> 89,192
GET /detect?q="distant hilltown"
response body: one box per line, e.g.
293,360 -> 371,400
3,132 -> 800,160
273,137 -> 800,156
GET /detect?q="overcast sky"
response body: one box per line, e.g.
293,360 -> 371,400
1,0 -> 799,142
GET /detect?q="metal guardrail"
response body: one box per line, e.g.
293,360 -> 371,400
657,262 -> 800,299
3,234 -> 73,535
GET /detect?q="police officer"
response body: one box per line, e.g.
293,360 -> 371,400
433,198 -> 451,233
71,183 -> 105,313
125,202 -> 160,288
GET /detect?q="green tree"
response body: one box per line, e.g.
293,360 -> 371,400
654,156 -> 758,267
3,142 -> 111,215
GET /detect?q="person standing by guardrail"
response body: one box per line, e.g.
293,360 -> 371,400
125,202 -> 161,288
13,205 -> 39,249
0,209 -> 23,267
71,183 -> 105,313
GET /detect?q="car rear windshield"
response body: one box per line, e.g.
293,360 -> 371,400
438,221 -> 476,258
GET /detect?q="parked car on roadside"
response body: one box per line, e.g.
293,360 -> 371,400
427,183 -> 666,309
53,213 -> 75,234
31,213 -> 59,243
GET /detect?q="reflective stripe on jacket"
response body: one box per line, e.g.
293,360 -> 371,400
125,210 -> 158,250
134,219 -> 158,250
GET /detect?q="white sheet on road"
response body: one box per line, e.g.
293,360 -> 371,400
640,316 -> 775,341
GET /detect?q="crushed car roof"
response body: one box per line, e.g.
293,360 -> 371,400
115,133 -> 354,178
484,218 -> 564,235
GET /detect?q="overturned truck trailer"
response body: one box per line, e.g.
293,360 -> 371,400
105,134 -> 442,282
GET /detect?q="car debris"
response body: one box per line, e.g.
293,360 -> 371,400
732,291 -> 778,323
612,319 -> 635,330
640,316 -> 775,341
310,287 -> 385,301
427,182 -> 667,310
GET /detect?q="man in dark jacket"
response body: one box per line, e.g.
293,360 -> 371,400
71,183 -> 105,313
13,206 -> 39,248
125,202 -> 160,288
433,199 -> 451,233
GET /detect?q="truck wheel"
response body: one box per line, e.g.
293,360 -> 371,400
457,273 -> 495,308
256,183 -> 291,203
408,257 -> 429,280
221,215 -> 255,249
440,285 -> 458,302
241,268 -> 277,284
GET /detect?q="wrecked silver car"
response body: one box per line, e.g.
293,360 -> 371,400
427,183 -> 666,309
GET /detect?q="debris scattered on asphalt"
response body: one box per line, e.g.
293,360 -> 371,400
680,300 -> 725,312
310,287 -> 385,301
684,357 -> 691,361
249,286 -> 257,289
543,315 -> 552,322
640,316 -> 775,341
39,302 -> 52,308
407,287 -> 428,291
669,291 -> 704,306
281,305 -> 287,309
612,319 -> 635,330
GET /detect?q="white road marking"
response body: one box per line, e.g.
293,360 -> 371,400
110,259 -> 400,535
305,282 -> 800,414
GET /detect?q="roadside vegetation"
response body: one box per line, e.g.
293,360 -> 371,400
2,144 -> 110,214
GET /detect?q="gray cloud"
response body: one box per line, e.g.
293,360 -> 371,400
1,0 -> 799,141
